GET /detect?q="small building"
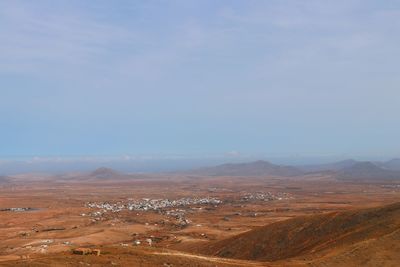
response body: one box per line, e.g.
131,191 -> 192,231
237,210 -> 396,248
72,248 -> 101,256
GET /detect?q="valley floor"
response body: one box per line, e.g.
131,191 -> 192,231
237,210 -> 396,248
1,174 -> 399,266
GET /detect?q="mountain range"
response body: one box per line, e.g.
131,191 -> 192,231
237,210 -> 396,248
189,159 -> 400,181
335,161 -> 400,181
191,160 -> 304,177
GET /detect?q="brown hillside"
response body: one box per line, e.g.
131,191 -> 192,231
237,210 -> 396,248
310,228 -> 400,267
198,202 -> 400,262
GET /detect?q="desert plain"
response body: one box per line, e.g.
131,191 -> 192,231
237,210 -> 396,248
1,164 -> 400,266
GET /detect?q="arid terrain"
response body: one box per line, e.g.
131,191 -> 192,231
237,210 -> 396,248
1,161 -> 400,266
3,0 -> 399,265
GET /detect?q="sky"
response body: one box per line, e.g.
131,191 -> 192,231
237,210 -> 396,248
1,0 -> 400,162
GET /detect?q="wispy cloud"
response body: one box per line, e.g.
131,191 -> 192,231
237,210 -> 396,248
1,1 -> 400,157
0,2 -> 139,76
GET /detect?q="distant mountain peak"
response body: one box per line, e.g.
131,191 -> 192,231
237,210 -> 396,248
346,161 -> 380,170
338,159 -> 358,164
90,167 -> 121,179
299,159 -> 359,172
192,160 -> 303,177
384,158 -> 400,171
336,161 -> 400,181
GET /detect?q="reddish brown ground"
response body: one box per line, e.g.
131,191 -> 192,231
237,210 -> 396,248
0,173 -> 399,266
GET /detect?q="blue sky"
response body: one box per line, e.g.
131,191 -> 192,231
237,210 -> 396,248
1,0 -> 400,160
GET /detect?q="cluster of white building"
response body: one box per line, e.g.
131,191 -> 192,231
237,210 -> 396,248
0,207 -> 35,212
85,196 -> 222,214
240,192 -> 291,202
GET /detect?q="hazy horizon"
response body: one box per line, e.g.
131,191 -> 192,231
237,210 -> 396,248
1,153 -> 399,176
2,1 -> 400,159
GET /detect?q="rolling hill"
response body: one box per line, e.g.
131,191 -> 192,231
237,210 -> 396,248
300,159 -> 358,172
89,167 -> 123,179
382,158 -> 400,171
56,167 -> 128,182
197,202 -> 400,264
335,161 -> 400,181
191,160 -> 304,177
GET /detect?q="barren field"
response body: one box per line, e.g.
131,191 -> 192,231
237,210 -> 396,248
1,173 -> 399,266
